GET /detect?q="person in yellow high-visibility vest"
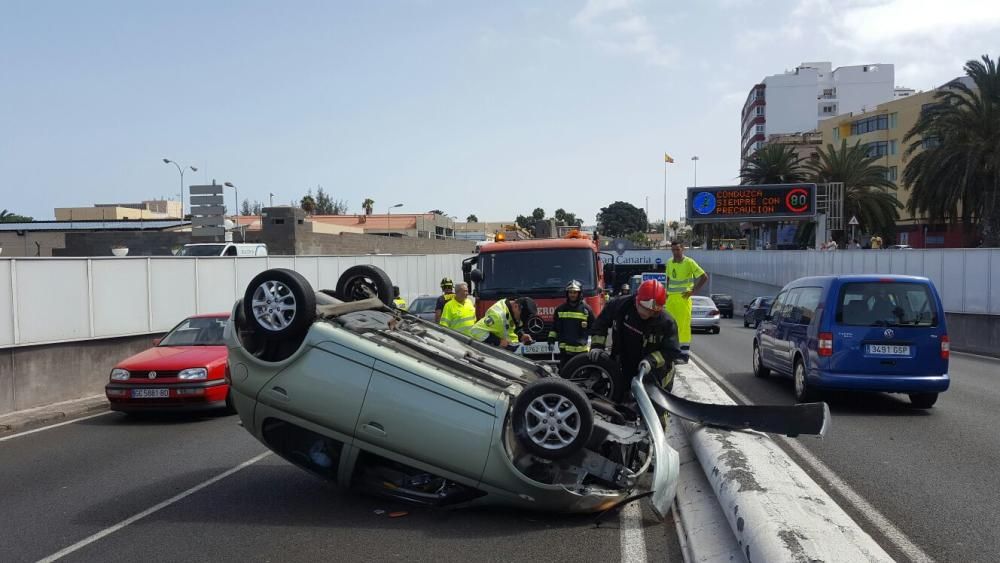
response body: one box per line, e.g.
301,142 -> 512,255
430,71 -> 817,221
439,282 -> 477,336
665,240 -> 708,363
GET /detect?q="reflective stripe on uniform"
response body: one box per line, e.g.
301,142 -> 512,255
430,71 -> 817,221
557,311 -> 589,320
591,335 -> 607,346
649,351 -> 665,368
559,343 -> 589,353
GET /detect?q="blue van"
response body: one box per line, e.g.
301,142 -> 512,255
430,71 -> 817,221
752,275 -> 949,408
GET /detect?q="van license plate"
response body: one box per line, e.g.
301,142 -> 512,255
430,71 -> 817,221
132,388 -> 169,399
867,344 -> 910,356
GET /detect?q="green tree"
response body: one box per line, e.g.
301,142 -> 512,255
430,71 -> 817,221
903,54 -> 1000,246
531,207 -> 545,220
251,201 -> 263,215
428,209 -> 445,215
740,144 -> 808,185
466,214 -> 479,222
300,192 -> 317,215
0,209 -> 33,222
807,140 -> 902,239
331,199 -> 348,215
362,198 -> 375,215
315,186 -> 334,214
597,201 -> 647,237
515,214 -> 532,230
240,199 -> 252,215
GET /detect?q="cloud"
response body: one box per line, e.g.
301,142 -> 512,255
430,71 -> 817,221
784,0 -> 1000,87
571,0 -> 676,67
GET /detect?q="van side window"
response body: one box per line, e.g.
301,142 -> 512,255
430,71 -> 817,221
224,246 -> 238,256
770,291 -> 791,321
789,287 -> 822,325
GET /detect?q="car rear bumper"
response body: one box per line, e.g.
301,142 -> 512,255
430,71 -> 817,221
105,379 -> 229,411
691,317 -> 720,329
812,370 -> 950,393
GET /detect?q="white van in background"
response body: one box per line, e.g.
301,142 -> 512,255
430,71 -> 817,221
179,243 -> 268,257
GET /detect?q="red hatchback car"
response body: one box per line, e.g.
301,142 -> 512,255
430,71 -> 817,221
105,313 -> 233,413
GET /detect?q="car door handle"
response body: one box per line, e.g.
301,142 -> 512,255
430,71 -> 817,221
270,386 -> 289,401
362,422 -> 387,438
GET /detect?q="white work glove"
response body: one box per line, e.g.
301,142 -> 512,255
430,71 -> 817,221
588,348 -> 608,362
638,358 -> 653,374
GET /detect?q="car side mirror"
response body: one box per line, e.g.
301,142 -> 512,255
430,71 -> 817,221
152,337 -> 162,346
470,268 -> 484,283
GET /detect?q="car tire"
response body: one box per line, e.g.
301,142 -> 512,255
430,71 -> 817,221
559,353 -> 622,402
793,359 -> 818,402
752,342 -> 770,378
711,326 -> 721,334
908,392 -> 938,409
335,265 -> 394,305
224,390 -> 237,414
512,378 -> 594,460
243,269 -> 316,341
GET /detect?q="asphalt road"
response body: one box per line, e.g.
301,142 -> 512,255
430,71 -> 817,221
0,410 -> 678,562
690,318 -> 1000,563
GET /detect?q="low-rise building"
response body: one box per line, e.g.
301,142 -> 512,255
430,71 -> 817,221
55,199 -> 181,220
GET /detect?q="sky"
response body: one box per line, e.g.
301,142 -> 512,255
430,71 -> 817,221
2,0 -> 998,224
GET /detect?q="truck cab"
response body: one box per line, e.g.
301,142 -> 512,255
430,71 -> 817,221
462,232 -> 606,349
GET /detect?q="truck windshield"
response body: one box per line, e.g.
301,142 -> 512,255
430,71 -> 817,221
478,249 -> 596,297
179,245 -> 226,256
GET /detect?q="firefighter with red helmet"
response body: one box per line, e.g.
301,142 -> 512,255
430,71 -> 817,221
588,279 -> 683,391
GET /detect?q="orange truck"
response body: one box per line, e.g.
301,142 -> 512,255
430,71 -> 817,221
462,231 -> 608,355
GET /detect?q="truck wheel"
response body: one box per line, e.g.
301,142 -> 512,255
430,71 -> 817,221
335,265 -> 393,305
512,378 -> 594,460
243,269 -> 316,341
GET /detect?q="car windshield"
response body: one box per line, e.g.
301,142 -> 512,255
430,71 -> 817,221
159,317 -> 228,346
477,248 -> 596,297
836,282 -> 937,327
409,297 -> 436,314
179,245 -> 226,256
692,296 -> 715,307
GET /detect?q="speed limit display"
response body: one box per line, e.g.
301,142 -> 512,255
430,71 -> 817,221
686,184 -> 817,222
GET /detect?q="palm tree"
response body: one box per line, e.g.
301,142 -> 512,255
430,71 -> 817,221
740,144 -> 808,185
466,214 -> 478,222
300,195 -> 316,215
903,55 -> 1000,246
807,140 -> 902,239
362,198 -> 375,215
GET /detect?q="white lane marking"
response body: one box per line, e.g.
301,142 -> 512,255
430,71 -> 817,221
36,451 -> 271,563
0,411 -> 113,443
620,501 -> 647,563
691,353 -> 934,563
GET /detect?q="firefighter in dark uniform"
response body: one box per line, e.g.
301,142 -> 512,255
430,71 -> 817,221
547,280 -> 596,368
588,279 -> 682,392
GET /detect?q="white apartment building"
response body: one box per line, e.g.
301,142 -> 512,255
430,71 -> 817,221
740,62 -> 895,162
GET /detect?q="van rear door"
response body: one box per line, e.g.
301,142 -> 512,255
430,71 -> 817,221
829,280 -> 947,376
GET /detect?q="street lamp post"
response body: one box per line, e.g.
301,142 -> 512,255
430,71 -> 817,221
269,193 -> 274,207
387,203 -> 403,236
691,155 -> 699,187
224,182 -> 239,217
162,159 -> 198,218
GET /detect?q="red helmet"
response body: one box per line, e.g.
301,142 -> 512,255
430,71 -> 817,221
636,280 -> 666,312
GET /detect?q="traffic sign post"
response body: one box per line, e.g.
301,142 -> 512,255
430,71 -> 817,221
849,215 -> 859,244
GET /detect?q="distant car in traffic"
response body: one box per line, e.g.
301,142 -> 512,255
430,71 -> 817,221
743,296 -> 774,328
691,295 -> 721,334
407,295 -> 438,321
105,314 -> 233,413
752,275 -> 949,407
710,293 -> 734,318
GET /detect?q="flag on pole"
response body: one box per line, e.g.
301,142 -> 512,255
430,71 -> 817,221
664,153 -> 675,163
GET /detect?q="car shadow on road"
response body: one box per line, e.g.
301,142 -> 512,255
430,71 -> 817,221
77,410 -> 237,427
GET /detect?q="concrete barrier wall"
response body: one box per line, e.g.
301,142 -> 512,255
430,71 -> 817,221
0,334 -> 162,415
706,272 -> 1000,357
0,254 -> 470,349
689,248 -> 1000,316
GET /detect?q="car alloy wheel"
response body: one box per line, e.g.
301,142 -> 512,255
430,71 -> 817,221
564,364 -> 615,399
752,343 -> 770,378
523,393 -> 582,451
794,360 -> 815,402
251,280 -> 297,331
